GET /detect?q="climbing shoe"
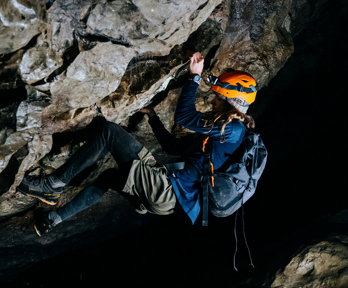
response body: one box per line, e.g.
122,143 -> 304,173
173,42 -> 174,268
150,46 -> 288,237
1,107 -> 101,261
33,208 -> 54,237
17,174 -> 65,206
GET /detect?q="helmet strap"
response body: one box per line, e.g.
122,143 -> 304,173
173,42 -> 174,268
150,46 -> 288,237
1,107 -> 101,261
208,74 -> 258,94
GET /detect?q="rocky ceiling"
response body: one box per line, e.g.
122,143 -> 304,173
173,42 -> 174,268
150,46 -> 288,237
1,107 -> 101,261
0,0 -> 297,218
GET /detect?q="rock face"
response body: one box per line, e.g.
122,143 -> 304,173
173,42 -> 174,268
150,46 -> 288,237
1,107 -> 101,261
49,42 -> 135,111
85,0 -> 217,54
210,0 -> 294,88
0,0 -> 222,217
271,235 -> 348,288
19,45 -> 63,84
0,0 -> 306,218
0,0 -> 45,55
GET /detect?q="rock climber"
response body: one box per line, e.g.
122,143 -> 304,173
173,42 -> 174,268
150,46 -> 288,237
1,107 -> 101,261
17,52 -> 258,236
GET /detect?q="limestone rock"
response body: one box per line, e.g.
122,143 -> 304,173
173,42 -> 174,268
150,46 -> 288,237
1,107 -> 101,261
46,0 -> 85,54
271,235 -> 348,288
40,0 -> 224,133
0,131 -> 52,217
100,62 -> 184,125
19,46 -> 63,84
0,93 -> 52,217
0,0 -> 45,54
209,0 -> 294,88
17,0 -> 95,86
0,91 -> 48,175
0,131 -> 28,174
86,0 -> 223,54
48,42 -> 135,112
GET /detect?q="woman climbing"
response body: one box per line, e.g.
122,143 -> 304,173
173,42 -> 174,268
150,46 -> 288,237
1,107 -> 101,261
17,52 -> 258,236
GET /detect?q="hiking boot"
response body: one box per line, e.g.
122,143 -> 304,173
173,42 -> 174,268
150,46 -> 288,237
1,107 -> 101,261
17,174 -> 65,206
33,208 -> 54,237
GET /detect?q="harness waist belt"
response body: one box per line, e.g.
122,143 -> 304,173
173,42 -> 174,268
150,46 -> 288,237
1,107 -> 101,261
165,161 -> 202,182
164,161 -> 185,171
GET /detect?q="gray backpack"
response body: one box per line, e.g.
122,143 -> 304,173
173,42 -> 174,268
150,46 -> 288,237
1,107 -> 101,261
202,130 -> 268,225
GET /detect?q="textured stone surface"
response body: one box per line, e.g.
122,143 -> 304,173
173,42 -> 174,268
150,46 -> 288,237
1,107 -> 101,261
0,0 -> 324,219
49,42 -> 135,112
271,235 -> 348,288
19,46 -> 63,84
207,0 -> 294,89
0,0 -> 45,54
86,0 -> 222,54
46,0 -> 87,54
0,86 -> 53,217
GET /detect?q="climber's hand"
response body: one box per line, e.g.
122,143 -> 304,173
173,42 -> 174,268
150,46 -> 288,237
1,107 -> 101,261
189,52 -> 204,76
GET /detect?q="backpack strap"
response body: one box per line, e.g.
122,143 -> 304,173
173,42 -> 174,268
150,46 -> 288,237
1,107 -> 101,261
202,137 -> 213,226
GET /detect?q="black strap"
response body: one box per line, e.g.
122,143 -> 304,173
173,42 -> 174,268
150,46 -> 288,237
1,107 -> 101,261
202,140 -> 212,226
208,75 -> 258,94
219,81 -> 258,93
202,153 -> 210,226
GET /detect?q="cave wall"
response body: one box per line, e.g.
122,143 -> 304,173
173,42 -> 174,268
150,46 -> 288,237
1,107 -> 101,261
0,0 -> 310,218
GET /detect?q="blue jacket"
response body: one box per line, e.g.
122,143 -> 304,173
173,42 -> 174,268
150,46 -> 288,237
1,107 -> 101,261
148,80 -> 245,224
169,80 -> 246,224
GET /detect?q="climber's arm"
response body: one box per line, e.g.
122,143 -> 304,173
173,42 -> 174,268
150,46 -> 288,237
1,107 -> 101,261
139,108 -> 185,155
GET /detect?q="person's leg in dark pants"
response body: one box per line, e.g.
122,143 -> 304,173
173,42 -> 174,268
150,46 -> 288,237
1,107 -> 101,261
49,168 -> 130,226
32,120 -> 144,236
18,119 -> 143,205
53,120 -> 143,185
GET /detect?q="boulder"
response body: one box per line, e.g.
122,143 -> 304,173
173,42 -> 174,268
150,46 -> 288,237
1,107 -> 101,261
48,42 -> 135,112
19,45 -> 63,84
271,235 -> 348,288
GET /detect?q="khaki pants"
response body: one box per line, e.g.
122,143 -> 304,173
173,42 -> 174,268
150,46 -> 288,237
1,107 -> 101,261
122,147 -> 176,215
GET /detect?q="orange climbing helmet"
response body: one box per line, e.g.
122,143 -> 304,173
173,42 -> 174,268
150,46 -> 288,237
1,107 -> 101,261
208,70 -> 258,113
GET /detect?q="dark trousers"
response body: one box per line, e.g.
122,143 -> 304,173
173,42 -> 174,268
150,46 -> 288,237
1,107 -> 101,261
52,118 -> 143,222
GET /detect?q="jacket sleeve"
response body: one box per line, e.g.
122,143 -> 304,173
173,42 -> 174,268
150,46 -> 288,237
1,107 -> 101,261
174,80 -> 219,136
174,80 -> 246,143
148,115 -> 186,155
